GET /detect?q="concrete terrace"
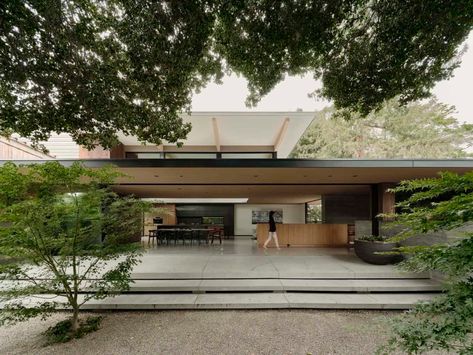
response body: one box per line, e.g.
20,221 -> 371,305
132,239 -> 429,280
1,239 -> 442,310
104,239 -> 440,309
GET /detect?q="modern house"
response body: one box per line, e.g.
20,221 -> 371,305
2,111 -> 472,309
3,111 -> 472,244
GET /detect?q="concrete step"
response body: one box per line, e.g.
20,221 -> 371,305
128,278 -> 442,293
1,290 -> 440,310
281,278 -> 441,292
78,292 -> 437,310
131,271 -> 431,280
2,292 -> 436,310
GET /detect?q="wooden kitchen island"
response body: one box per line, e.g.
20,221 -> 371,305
256,223 -> 348,248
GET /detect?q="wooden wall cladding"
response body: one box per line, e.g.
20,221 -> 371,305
0,138 -> 51,159
257,223 -> 348,248
143,204 -> 176,235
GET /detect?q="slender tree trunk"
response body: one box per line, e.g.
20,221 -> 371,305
71,192 -> 80,334
71,302 -> 79,333
356,133 -> 365,158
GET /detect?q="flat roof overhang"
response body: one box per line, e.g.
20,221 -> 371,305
6,158 -> 473,169
3,159 -> 472,203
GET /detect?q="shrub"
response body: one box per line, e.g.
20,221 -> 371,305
357,235 -> 388,242
379,172 -> 473,354
44,316 -> 103,344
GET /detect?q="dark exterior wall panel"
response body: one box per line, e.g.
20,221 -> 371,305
322,194 -> 371,224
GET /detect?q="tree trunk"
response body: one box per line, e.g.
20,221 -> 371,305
71,305 -> 79,333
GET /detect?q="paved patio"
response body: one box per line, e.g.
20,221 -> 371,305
133,238 -> 429,280
72,239 -> 439,310
1,238 -> 440,310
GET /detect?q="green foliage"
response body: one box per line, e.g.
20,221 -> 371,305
318,0 -> 473,115
381,280 -> 473,355
44,315 -> 102,344
389,171 -> 473,239
0,161 -> 149,334
357,235 -> 388,242
0,0 -> 220,149
291,98 -> 473,159
378,172 -> 473,354
306,204 -> 322,223
1,1 -> 472,148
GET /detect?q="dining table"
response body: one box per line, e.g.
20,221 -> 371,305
154,226 -> 214,245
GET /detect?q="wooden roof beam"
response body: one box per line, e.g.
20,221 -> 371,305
212,117 -> 221,151
273,117 -> 290,152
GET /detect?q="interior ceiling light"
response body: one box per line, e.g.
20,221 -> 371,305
141,198 -> 249,204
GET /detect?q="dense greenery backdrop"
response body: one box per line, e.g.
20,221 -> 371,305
1,1 -> 472,149
291,98 -> 473,159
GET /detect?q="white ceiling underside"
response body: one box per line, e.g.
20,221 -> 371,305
118,111 -> 314,158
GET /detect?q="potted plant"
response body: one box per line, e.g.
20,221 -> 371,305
354,235 -> 403,265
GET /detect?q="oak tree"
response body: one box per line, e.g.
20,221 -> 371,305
1,1 -> 472,148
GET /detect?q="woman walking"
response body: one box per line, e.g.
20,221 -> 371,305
263,210 -> 280,249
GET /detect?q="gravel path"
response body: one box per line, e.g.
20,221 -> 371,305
0,310 -> 445,355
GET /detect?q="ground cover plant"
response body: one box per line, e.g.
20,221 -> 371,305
0,161 -> 148,340
380,171 -> 473,354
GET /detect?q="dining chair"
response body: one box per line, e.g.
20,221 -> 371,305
148,229 -> 157,245
210,227 -> 223,245
197,228 -> 209,245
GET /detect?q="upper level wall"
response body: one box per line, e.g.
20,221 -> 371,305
0,137 -> 52,160
37,133 -> 80,159
79,144 -> 125,159
14,133 -> 126,160
11,133 -> 80,159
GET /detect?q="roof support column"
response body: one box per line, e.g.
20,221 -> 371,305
378,183 -> 396,217
371,183 -> 397,236
370,184 -> 379,236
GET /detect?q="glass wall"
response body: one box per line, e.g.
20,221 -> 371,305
165,153 -> 217,159
126,152 -> 164,159
221,153 -> 274,159
125,151 -> 275,159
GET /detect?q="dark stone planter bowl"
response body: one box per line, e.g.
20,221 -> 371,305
354,240 -> 403,265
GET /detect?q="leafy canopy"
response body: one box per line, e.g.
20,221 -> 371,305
379,172 -> 473,354
291,98 -> 473,159
1,0 -> 472,148
0,162 -> 148,333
